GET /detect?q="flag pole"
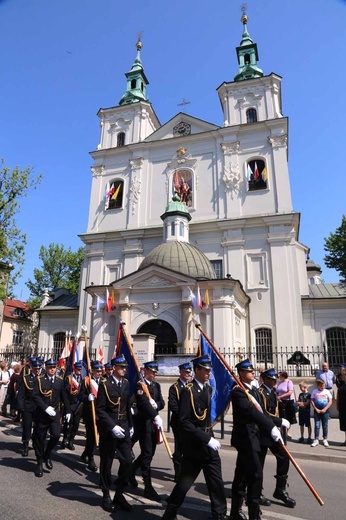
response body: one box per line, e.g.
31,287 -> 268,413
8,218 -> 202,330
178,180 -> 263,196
120,322 -> 173,460
81,325 -> 99,447
195,323 -> 324,507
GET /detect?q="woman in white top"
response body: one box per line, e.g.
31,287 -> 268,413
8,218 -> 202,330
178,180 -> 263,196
0,361 -> 10,414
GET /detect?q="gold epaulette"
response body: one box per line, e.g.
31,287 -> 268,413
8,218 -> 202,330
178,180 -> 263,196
100,376 -> 107,383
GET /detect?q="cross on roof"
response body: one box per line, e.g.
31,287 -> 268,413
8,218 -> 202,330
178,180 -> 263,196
177,98 -> 191,113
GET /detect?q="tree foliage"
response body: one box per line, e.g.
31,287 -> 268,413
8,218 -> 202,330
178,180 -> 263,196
324,215 -> 346,285
0,159 -> 42,300
26,243 -> 85,307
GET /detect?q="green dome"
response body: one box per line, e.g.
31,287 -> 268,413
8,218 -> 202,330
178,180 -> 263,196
138,241 -> 216,279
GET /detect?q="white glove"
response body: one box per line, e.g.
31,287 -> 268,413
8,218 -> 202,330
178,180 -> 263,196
153,415 -> 163,429
271,426 -> 283,443
207,437 -> 221,451
45,406 -> 56,417
88,393 -> 95,401
65,413 -> 71,423
111,425 -> 125,439
149,398 -> 158,409
129,427 -> 134,438
281,418 -> 290,429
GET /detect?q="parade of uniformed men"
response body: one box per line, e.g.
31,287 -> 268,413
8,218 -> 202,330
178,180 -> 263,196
60,361 -> 84,451
162,355 -> 227,520
230,359 -> 284,520
16,357 -> 43,457
131,360 -> 165,502
32,359 -> 71,478
258,368 -> 296,508
168,362 -> 192,482
96,354 -> 134,513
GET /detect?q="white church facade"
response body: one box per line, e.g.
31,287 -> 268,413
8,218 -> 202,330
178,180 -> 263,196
37,16 -> 346,374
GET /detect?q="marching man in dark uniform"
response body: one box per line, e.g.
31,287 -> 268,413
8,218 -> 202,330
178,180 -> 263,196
61,361 -> 84,450
258,368 -> 296,508
32,359 -> 71,477
168,361 -> 192,482
131,360 -> 165,502
103,362 -> 113,379
230,359 -> 283,520
162,355 -> 227,520
79,360 -> 103,472
96,354 -> 134,513
17,358 -> 43,457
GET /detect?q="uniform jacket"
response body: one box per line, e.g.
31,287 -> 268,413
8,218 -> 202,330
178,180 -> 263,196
135,379 -> 165,433
179,379 -> 213,458
17,371 -> 38,412
32,373 -> 71,415
64,373 -> 83,411
96,376 -> 133,436
258,383 -> 283,447
168,378 -> 186,430
231,384 -> 275,452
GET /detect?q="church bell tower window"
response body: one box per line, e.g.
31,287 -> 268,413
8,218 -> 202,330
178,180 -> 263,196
105,180 -> 124,210
247,159 -> 268,191
246,108 -> 258,123
117,132 -> 125,147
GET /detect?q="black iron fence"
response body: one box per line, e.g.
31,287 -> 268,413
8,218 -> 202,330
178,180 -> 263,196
0,347 -> 97,365
156,344 -> 345,378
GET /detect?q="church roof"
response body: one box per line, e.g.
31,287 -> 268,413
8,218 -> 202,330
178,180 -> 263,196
39,293 -> 79,311
303,283 -> 346,299
138,241 -> 216,279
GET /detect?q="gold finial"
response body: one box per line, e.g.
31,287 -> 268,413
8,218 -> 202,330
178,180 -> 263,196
136,30 -> 143,50
240,3 -> 248,24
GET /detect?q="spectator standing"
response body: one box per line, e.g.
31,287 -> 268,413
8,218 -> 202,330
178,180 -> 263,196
297,381 -> 312,444
315,362 -> 336,395
310,379 -> 332,447
7,363 -> 21,420
276,371 -> 297,438
337,368 -> 346,446
0,361 -> 10,416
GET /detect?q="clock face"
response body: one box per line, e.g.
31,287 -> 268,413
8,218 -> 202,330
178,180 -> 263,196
173,122 -> 191,137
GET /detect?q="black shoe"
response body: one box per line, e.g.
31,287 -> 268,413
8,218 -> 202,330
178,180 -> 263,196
113,493 -> 132,511
102,492 -> 115,513
60,440 -> 66,450
66,440 -> 75,450
229,513 -> 247,520
35,463 -> 43,478
81,452 -> 89,464
87,459 -> 98,472
44,458 -> 53,470
259,495 -> 271,506
144,486 -> 162,502
273,489 -> 296,508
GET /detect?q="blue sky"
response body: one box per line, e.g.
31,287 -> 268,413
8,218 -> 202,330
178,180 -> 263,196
1,0 -> 345,300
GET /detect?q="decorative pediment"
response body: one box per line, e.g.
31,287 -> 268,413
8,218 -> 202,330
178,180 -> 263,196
134,275 -> 175,288
144,113 -> 218,142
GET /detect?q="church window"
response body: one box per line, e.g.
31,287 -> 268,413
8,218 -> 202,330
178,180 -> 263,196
105,180 -> 124,210
131,79 -> 136,89
325,327 -> 346,369
246,108 -> 257,123
211,260 -> 223,279
141,81 -> 144,91
244,53 -> 251,65
171,222 -> 175,236
53,331 -> 66,360
179,222 -> 184,236
247,159 -> 268,191
255,328 -> 273,364
172,169 -> 193,207
117,132 -> 125,147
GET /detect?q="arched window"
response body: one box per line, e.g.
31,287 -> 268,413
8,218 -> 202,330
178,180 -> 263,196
106,180 -> 124,210
171,222 -> 175,236
172,168 -> 193,207
246,108 -> 257,123
247,159 -> 268,191
244,53 -> 251,65
255,328 -> 273,364
117,132 -> 125,147
53,332 -> 66,360
131,79 -> 136,89
326,327 -> 346,369
137,319 -> 178,355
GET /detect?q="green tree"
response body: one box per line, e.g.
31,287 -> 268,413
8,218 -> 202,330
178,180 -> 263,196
0,159 -> 42,300
26,243 -> 85,307
324,215 -> 346,285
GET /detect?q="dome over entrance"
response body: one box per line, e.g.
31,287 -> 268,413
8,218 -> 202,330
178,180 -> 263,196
138,241 -> 216,279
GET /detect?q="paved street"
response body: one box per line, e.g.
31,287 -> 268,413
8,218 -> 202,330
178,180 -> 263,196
0,413 -> 345,520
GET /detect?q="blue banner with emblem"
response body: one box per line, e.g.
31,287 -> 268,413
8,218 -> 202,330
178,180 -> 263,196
117,327 -> 140,397
200,334 -> 235,423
